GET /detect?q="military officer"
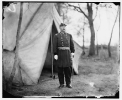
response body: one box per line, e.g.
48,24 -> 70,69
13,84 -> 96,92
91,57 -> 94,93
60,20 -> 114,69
53,23 -> 75,88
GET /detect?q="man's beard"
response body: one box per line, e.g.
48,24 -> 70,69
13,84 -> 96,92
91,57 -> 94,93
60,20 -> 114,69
62,29 -> 65,32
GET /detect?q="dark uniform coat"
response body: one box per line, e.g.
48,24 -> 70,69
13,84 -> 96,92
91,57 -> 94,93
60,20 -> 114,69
53,32 -> 75,67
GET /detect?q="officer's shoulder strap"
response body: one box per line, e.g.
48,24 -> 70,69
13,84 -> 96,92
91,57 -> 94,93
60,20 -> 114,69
66,33 -> 70,36
65,32 -> 69,34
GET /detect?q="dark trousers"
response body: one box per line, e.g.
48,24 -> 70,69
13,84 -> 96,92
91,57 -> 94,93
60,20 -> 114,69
58,67 -> 72,85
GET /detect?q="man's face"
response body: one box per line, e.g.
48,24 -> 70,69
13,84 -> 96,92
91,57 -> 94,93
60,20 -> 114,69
60,26 -> 66,32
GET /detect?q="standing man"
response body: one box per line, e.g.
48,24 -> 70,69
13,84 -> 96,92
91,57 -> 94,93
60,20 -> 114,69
53,23 -> 75,88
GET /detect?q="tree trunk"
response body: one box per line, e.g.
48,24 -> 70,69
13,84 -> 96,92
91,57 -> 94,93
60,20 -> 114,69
96,30 -> 99,55
7,2 -> 23,91
108,43 -> 111,57
88,19 -> 95,56
108,6 -> 119,57
82,29 -> 85,55
87,3 -> 95,56
67,3 -> 96,56
96,43 -> 99,55
82,19 -> 85,55
96,22 -> 100,55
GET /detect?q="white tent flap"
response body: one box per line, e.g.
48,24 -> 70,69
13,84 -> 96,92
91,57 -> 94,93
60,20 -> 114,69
3,3 -> 82,85
18,3 -> 53,84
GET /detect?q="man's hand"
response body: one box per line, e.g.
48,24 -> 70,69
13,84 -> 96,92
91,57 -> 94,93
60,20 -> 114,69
54,55 -> 58,60
71,53 -> 74,58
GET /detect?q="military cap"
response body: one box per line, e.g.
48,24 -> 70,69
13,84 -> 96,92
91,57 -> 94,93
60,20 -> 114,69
60,23 -> 67,27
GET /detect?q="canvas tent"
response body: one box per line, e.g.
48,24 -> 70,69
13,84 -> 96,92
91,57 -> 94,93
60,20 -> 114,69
3,3 -> 82,85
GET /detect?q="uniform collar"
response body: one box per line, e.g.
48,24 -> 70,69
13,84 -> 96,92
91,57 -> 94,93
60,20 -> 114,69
60,31 -> 66,34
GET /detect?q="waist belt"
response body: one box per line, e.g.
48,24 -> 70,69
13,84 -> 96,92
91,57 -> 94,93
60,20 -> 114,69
58,47 -> 70,50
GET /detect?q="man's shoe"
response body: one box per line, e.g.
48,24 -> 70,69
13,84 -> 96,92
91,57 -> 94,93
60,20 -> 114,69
58,84 -> 64,88
66,84 -> 72,88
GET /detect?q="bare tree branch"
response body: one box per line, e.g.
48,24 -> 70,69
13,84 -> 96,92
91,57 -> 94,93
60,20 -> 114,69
108,6 -> 119,45
108,6 -> 119,57
78,3 -> 88,19
67,3 -> 88,19
96,11 -> 101,55
67,3 -> 81,13
93,6 -> 98,21
97,12 -> 101,31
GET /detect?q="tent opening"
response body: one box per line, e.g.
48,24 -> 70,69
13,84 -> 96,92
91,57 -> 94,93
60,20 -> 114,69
40,21 -> 58,79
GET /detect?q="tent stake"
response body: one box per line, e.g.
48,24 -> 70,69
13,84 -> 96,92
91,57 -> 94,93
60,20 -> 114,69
7,2 -> 23,91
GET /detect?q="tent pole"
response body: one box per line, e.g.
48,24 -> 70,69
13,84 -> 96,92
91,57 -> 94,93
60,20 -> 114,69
51,27 -> 54,79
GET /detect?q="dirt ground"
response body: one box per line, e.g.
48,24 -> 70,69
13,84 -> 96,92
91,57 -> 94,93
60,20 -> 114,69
9,53 -> 119,98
